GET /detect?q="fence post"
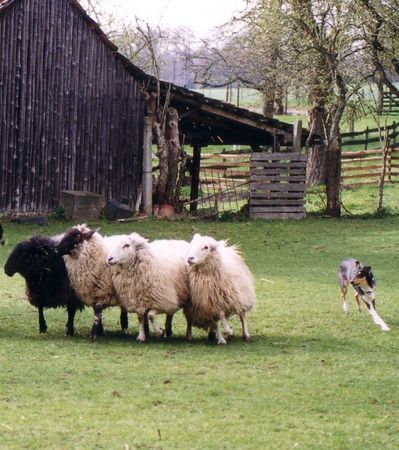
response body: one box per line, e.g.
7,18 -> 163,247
190,143 -> 202,213
387,147 -> 392,182
293,120 -> 302,153
392,121 -> 397,147
364,126 -> 369,150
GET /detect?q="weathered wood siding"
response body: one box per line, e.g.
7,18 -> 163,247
0,0 -> 145,212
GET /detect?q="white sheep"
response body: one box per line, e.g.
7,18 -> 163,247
56,225 -> 128,339
185,233 -> 256,344
106,233 -> 190,342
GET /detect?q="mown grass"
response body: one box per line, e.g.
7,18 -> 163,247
1,213 -> 399,449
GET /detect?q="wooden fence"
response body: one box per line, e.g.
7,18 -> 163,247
249,153 -> 307,219
341,148 -> 399,187
341,122 -> 399,151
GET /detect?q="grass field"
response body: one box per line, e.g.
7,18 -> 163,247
1,213 -> 399,449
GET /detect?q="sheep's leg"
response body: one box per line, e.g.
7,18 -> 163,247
147,310 -> 164,337
210,323 -> 227,345
220,312 -> 234,337
165,314 -> 174,338
38,306 -> 47,333
91,304 -> 103,340
341,285 -> 349,313
239,311 -> 250,342
137,314 -> 147,342
186,321 -> 193,341
364,301 -> 390,331
65,305 -> 76,337
354,292 -> 361,312
120,308 -> 128,332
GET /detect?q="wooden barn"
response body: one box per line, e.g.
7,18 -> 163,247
0,0 -> 306,215
0,0 -> 145,212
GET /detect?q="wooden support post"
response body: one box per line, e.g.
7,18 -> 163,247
142,116 -> 153,215
292,120 -> 302,153
273,132 -> 281,153
190,143 -> 202,213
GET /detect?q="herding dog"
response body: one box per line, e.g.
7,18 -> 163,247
337,259 -> 389,331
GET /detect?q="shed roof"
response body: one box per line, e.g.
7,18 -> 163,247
1,0 -> 308,148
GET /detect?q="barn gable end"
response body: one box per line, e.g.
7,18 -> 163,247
0,0 -> 145,212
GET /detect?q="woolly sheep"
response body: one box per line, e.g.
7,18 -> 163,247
106,233 -> 190,342
56,225 -> 129,340
4,234 -> 84,335
185,233 -> 256,344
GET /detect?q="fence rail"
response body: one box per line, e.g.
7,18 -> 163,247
341,148 -> 399,187
341,122 -> 399,151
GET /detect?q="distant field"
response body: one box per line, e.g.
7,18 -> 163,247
193,86 -> 399,142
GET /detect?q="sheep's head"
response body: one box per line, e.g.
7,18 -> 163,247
106,233 -> 148,266
4,237 -> 57,277
187,233 -> 220,266
56,225 -> 96,257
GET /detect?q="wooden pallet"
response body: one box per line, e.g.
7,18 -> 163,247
249,152 -> 307,219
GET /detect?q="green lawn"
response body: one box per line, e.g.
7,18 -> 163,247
1,213 -> 399,449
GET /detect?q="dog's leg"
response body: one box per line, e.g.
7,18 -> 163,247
354,292 -> 361,312
341,284 -> 349,313
364,302 -> 390,331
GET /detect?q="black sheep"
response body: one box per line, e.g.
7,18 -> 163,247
4,235 -> 84,336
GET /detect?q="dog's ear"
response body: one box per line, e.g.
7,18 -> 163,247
364,265 -> 372,272
355,260 -> 361,268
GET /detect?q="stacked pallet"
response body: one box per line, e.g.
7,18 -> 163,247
249,152 -> 307,219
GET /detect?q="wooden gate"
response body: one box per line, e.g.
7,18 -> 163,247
249,152 -> 307,219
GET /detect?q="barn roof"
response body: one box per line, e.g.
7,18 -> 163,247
0,0 -> 307,148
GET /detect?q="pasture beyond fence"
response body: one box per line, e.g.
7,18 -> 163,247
185,143 -> 399,215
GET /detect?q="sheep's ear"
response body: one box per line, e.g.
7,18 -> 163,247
129,233 -> 148,247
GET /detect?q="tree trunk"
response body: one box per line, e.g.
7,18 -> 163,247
164,108 -> 182,206
376,70 -> 384,115
262,90 -> 274,118
273,87 -> 284,115
306,106 -> 327,186
325,134 -> 341,217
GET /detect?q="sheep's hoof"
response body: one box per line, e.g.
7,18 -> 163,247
242,335 -> 251,342
65,327 -> 74,337
39,325 -> 48,334
217,339 -> 227,345
224,330 -> 234,338
136,336 -> 146,343
208,330 -> 217,341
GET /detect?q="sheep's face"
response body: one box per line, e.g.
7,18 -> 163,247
56,227 -> 96,257
106,233 -> 147,266
4,242 -> 31,276
4,240 -> 53,277
187,234 -> 218,266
